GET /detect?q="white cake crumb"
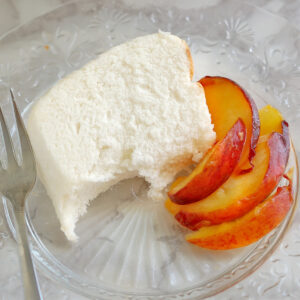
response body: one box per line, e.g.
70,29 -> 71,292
27,32 -> 216,241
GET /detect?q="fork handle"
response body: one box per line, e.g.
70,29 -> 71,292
14,209 -> 42,300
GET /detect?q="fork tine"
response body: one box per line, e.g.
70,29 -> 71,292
10,90 -> 34,166
0,104 -> 18,169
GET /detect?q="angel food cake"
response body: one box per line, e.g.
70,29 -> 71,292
27,32 -> 216,241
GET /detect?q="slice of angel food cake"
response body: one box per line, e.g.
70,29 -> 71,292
27,32 -> 216,241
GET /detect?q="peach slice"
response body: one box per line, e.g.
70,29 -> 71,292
168,119 -> 246,204
165,122 -> 289,230
259,105 -> 283,136
200,76 -> 260,171
186,176 -> 293,250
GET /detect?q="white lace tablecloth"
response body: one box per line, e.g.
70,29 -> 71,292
0,0 -> 300,299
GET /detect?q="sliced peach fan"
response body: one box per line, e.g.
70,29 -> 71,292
164,75 -> 292,250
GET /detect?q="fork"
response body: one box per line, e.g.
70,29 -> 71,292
0,90 -> 42,299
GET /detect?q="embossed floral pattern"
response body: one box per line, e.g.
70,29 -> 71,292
136,6 -> 196,40
88,6 -> 132,46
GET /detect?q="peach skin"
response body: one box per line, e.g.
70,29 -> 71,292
168,119 -> 246,204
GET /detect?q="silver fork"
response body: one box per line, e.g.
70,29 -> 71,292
0,90 -> 42,299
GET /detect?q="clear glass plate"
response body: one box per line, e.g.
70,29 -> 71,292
0,0 -> 299,299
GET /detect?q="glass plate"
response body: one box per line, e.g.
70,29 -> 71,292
0,0 -> 299,299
